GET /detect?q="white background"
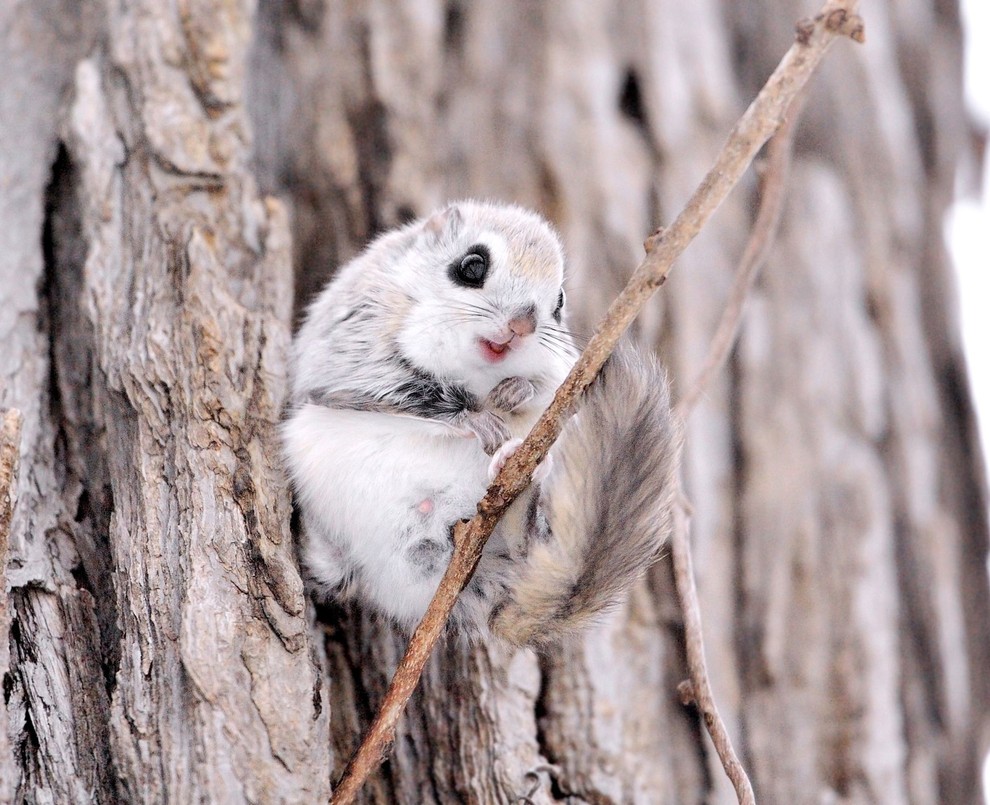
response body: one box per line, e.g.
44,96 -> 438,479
952,0 -> 989,465
950,0 -> 989,796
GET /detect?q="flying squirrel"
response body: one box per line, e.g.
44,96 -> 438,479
282,201 -> 682,648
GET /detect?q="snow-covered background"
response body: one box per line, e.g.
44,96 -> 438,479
949,0 -> 990,796
951,0 -> 989,465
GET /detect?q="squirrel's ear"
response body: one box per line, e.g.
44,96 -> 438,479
423,204 -> 462,241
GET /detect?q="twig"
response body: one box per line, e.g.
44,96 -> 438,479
675,89 -> 807,418
672,496 -> 755,803
331,4 -> 863,802
666,85 -> 808,805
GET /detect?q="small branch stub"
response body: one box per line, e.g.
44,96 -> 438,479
825,9 -> 865,42
795,18 -> 816,45
796,9 -> 864,45
678,680 -> 697,706
644,226 -> 666,254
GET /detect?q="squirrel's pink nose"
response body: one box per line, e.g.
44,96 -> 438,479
508,306 -> 537,337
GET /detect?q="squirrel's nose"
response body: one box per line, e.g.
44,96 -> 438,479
508,305 -> 537,337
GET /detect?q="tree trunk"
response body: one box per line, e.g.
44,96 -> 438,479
2,1 -> 328,801
2,1 -> 986,803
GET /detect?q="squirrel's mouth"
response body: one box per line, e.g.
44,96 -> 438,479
479,337 -> 512,363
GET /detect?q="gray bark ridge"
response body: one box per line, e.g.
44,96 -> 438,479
67,21 -> 329,805
1,1 -> 115,800
42,1 -> 330,801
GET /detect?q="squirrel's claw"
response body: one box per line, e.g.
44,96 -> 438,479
452,377 -> 536,454
457,409 -> 511,455
484,376 -> 536,413
487,437 -> 553,484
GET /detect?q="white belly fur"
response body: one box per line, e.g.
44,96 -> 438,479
282,404 -> 506,627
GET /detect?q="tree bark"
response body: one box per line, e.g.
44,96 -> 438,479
2,1 -> 328,801
1,0 -> 986,803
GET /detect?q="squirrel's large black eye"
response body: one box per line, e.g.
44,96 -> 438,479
553,289 -> 565,322
449,245 -> 489,288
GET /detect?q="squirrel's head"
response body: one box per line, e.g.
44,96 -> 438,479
386,201 -> 575,395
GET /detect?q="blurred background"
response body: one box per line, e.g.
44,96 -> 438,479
950,0 -> 989,796
951,0 -> 989,466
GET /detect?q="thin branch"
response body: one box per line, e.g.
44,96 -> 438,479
666,86 -> 808,805
331,4 -> 863,803
675,89 -> 807,419
671,493 -> 755,804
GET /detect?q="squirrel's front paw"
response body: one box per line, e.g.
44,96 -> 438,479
487,437 -> 554,484
458,409 -> 511,455
485,376 -> 536,413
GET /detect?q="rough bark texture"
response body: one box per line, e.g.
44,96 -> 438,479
1,0 -> 986,803
2,1 -> 328,801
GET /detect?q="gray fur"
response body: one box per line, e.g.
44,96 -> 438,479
490,345 -> 683,648
407,538 -> 453,578
284,200 -> 681,649
288,201 -> 566,419
484,375 -> 536,413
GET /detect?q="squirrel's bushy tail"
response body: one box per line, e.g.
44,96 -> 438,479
491,345 -> 682,648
